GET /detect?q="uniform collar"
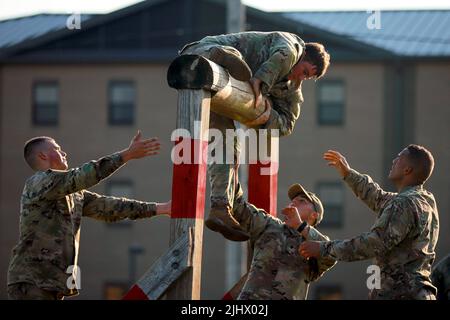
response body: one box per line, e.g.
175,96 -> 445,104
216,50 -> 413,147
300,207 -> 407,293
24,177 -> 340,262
399,184 -> 423,194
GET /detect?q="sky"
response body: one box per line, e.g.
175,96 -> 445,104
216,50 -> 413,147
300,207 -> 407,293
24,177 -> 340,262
0,0 -> 450,21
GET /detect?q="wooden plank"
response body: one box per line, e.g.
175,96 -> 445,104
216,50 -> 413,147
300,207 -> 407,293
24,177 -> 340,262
122,229 -> 193,300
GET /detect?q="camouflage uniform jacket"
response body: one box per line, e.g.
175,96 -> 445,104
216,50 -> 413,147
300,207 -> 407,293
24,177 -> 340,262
189,31 -> 306,136
7,153 -> 157,296
431,253 -> 450,300
233,197 -> 336,299
320,169 -> 439,299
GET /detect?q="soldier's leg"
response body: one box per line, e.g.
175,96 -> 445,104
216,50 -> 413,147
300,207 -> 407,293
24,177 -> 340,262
179,42 -> 252,81
206,111 -> 249,241
7,282 -> 61,300
232,180 -> 275,238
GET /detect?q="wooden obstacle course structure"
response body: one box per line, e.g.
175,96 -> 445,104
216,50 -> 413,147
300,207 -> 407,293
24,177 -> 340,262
123,55 -> 278,300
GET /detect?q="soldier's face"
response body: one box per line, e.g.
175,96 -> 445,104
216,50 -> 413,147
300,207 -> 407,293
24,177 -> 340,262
388,148 -> 409,181
45,140 -> 68,170
289,61 -> 317,81
290,195 -> 315,221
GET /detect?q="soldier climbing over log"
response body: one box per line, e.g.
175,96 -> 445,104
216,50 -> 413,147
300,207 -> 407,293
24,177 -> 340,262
178,31 -> 331,241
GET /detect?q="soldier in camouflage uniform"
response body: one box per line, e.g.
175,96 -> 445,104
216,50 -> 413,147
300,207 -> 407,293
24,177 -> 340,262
179,31 -> 330,241
431,253 -> 450,300
7,132 -> 171,300
226,181 -> 336,299
300,146 -> 439,300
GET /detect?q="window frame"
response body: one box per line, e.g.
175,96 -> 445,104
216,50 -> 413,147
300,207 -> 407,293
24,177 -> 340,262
315,181 -> 345,228
317,79 -> 346,126
32,80 -> 59,126
108,80 -> 136,125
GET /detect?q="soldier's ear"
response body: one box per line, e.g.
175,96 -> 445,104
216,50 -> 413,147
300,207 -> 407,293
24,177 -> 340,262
37,151 -> 48,161
403,166 -> 413,176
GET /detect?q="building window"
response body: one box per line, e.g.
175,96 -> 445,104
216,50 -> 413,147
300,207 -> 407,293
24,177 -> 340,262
33,82 -> 59,125
103,282 -> 129,300
314,284 -> 343,300
108,81 -> 135,125
317,80 -> 345,125
316,182 -> 344,228
105,180 -> 134,227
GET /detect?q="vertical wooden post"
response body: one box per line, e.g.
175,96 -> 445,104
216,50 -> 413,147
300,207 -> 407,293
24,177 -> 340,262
248,133 -> 279,216
166,89 -> 210,299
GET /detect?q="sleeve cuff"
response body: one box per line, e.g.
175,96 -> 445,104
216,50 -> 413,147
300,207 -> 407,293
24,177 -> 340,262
343,168 -> 360,184
112,152 -> 125,167
320,241 -> 333,257
254,69 -> 276,92
146,202 -> 157,217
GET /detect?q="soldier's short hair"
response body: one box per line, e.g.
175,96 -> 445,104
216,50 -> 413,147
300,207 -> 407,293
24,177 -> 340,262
304,42 -> 330,80
24,136 -> 54,169
406,144 -> 435,184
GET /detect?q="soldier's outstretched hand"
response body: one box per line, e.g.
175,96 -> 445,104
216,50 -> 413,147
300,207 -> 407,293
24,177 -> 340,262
323,150 -> 351,178
121,130 -> 161,162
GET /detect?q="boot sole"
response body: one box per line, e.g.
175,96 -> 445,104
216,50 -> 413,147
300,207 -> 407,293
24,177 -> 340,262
205,218 -> 250,242
209,47 -> 252,82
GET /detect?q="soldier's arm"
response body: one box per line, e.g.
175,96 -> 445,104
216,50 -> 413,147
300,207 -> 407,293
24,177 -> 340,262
320,199 -> 415,261
36,132 -> 159,200
304,227 -> 337,282
254,37 -> 300,92
344,169 -> 396,213
82,190 -> 158,222
261,86 -> 302,137
38,153 -> 125,200
233,200 -> 278,241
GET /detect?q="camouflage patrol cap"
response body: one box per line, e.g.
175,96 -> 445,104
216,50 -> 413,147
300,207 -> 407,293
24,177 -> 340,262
288,183 -> 324,225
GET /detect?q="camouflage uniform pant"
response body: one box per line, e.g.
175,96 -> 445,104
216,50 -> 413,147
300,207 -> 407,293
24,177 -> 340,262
7,282 -> 63,300
180,42 -> 243,209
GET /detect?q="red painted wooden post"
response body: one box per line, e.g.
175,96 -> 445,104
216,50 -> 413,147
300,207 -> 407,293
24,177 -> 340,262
165,89 -> 210,299
248,134 -> 279,216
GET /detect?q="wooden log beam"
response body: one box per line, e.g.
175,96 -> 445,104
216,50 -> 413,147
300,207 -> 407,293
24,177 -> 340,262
167,54 -> 268,126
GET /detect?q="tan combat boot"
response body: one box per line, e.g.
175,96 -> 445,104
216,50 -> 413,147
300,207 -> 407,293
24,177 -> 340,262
205,206 -> 250,241
208,47 -> 252,82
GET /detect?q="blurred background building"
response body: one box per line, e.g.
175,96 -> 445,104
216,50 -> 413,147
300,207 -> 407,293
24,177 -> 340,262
0,0 -> 449,299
